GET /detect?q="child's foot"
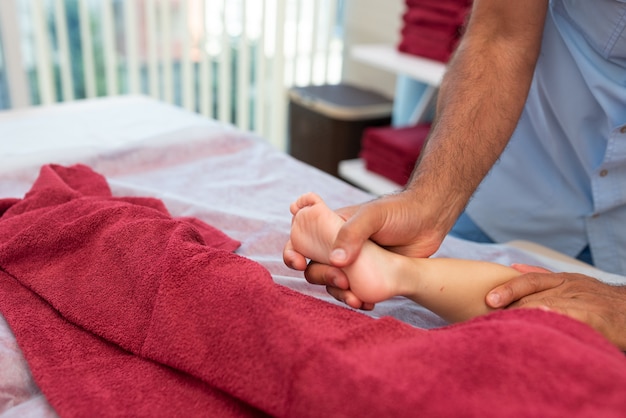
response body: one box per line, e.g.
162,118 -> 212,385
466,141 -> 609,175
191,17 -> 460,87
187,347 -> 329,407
289,193 -> 343,264
288,193 -> 405,304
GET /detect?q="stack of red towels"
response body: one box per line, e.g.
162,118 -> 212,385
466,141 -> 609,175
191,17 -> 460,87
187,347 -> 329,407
398,0 -> 473,63
359,123 -> 431,186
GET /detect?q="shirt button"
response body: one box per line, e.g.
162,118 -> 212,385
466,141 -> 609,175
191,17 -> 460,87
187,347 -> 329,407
620,125 -> 626,134
600,169 -> 608,177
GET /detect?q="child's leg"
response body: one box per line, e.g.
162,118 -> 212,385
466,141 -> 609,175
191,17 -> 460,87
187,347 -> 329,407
288,192 -> 521,322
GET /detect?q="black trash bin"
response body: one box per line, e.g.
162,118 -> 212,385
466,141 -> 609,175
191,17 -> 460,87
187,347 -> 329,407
288,84 -> 393,177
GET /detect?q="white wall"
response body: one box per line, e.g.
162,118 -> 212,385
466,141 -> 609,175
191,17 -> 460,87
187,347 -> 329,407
341,0 -> 405,99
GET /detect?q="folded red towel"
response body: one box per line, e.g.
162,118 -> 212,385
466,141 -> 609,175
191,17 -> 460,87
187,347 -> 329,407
2,164 -> 626,417
359,144 -> 419,169
405,0 -> 472,14
399,21 -> 464,62
403,7 -> 469,27
361,122 -> 431,156
399,0 -> 472,62
360,148 -> 417,181
398,37 -> 458,62
361,124 -> 431,157
401,22 -> 462,43
359,124 -> 430,185
360,150 -> 415,185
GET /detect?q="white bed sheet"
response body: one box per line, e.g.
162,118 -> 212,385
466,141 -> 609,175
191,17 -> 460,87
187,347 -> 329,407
1,95 -> 625,416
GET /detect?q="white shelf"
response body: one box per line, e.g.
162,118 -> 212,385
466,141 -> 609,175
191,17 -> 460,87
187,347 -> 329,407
338,158 -> 402,196
341,44 -> 445,195
339,44 -> 445,194
351,44 -> 446,87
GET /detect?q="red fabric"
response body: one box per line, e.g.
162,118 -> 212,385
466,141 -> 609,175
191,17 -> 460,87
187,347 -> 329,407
401,23 -> 460,43
360,150 -> 414,185
360,124 -> 430,185
2,164 -> 626,417
398,24 -> 463,62
362,124 -> 431,157
403,8 -> 468,28
398,0 -> 472,62
398,39 -> 457,63
405,0 -> 472,12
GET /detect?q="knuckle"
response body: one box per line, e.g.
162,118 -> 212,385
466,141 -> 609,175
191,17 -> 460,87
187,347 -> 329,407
525,274 -> 545,289
322,267 -> 339,286
303,262 -> 323,284
326,286 -> 345,303
498,282 -> 518,301
538,297 -> 557,308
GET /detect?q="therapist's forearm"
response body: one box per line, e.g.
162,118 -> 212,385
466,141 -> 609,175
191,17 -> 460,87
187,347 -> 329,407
404,0 -> 549,233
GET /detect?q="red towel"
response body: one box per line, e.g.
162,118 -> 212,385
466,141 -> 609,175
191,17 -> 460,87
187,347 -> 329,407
399,0 -> 472,62
403,8 -> 468,28
398,40 -> 456,63
360,149 -> 415,185
2,164 -> 626,417
405,0 -> 472,13
361,124 -> 431,157
401,23 -> 462,44
360,124 -> 430,185
398,26 -> 462,62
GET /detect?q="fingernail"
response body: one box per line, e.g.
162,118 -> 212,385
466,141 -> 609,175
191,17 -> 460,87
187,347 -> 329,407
330,248 -> 347,263
487,292 -> 501,307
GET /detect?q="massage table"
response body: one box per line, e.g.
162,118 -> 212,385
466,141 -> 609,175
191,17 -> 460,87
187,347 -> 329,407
1,95 -> 625,417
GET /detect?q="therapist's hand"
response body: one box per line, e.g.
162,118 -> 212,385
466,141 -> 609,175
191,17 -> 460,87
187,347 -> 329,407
284,204 -> 377,310
283,203 -> 373,309
486,265 -> 626,350
302,261 -> 376,310
284,191 -> 451,310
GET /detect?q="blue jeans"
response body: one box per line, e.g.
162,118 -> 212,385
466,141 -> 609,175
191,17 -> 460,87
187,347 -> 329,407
449,212 -> 594,265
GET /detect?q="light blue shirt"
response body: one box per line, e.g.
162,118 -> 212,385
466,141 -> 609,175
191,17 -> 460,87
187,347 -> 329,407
466,0 -> 626,275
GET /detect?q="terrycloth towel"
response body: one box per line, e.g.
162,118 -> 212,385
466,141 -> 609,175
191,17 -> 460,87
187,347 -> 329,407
0,164 -> 251,416
360,124 -> 430,185
399,0 -> 472,62
2,164 -> 626,417
399,25 -> 463,62
405,0 -> 472,16
403,7 -> 469,28
398,35 -> 461,63
359,150 -> 414,185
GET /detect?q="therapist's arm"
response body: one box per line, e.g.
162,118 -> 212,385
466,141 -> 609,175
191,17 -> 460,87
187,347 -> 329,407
339,0 -> 550,261
403,0 -> 550,232
293,0 -> 551,309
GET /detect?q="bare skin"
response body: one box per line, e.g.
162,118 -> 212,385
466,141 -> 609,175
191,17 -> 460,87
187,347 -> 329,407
283,0 -> 551,309
281,0 -> 626,351
285,193 -> 522,323
487,264 -> 626,350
